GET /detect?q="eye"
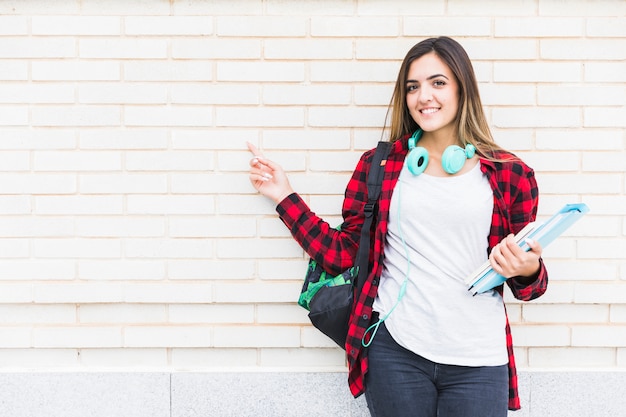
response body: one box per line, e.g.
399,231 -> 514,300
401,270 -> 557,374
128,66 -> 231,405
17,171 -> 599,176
433,79 -> 446,87
406,84 -> 418,92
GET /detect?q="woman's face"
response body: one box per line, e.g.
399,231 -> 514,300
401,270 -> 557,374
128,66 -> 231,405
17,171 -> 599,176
405,52 -> 460,138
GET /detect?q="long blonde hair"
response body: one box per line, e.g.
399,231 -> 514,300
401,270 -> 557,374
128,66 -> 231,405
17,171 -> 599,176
384,37 -> 503,157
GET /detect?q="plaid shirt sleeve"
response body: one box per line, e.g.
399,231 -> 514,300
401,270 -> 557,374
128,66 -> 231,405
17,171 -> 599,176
276,148 -> 376,276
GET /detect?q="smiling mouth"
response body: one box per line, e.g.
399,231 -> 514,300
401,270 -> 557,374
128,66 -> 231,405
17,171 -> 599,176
420,108 -> 439,114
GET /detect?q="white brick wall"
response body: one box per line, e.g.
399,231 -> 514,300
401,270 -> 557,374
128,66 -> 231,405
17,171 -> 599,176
0,0 -> 623,378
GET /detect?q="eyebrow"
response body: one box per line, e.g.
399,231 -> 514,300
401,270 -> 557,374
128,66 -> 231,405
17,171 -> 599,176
405,74 -> 450,84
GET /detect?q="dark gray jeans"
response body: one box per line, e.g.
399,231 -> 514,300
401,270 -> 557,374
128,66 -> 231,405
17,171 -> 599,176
364,322 -> 509,417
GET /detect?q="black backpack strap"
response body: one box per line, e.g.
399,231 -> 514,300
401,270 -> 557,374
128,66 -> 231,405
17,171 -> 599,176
354,141 -> 392,291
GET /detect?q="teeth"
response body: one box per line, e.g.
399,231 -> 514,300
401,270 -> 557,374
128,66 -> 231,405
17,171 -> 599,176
421,108 -> 438,114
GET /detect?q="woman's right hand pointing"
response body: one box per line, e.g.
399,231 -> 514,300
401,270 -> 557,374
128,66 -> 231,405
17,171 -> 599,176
247,142 -> 294,205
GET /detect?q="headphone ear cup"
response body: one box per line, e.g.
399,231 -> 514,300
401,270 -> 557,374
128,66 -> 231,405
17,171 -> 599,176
406,146 -> 429,176
441,145 -> 467,174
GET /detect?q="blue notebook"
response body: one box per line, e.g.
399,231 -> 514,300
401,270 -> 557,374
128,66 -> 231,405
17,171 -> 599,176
466,203 -> 590,295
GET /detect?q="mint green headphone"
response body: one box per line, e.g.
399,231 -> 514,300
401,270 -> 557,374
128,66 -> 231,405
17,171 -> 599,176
406,129 -> 476,175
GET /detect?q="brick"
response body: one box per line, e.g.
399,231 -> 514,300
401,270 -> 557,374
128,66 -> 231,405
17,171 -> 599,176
529,347 -> 616,367
258,259 -> 308,281
124,106 -> 213,127
0,239 -> 29,258
543,170 -> 623,196
476,84 -> 535,106
0,348 -> 78,368
79,260 -> 165,280
495,17 -> 583,37
310,61 -> 398,82
0,106 -> 28,126
0,217 -> 74,238
168,260 -> 255,280
522,304 -> 609,323
217,61 -> 304,82
123,61 -> 213,82
449,0 -> 535,16
355,38 -> 416,60
0,195 -> 31,214
0,60 -> 28,80
266,0 -> 353,15
536,129 -> 622,151
125,16 -> 213,35
124,326 -> 212,348
574,283 -> 626,304
79,304 -> 166,324
169,304 -> 254,324
258,217 -> 297,239
263,85 -> 351,105
217,16 -> 306,37
169,216 -> 256,238
541,39 -> 626,60
172,39 -> 261,59
0,38 -> 75,58
585,62 -> 626,82
510,325 -> 571,347
0,151 -> 29,171
309,151 -> 362,172
34,151 -> 121,171
123,283 -> 212,303
0,327 -> 33,348
172,173 -> 251,194
0,16 -> 28,35
80,39 -> 167,59
0,84 -> 75,104
462,39 -> 538,60
170,348 -> 257,368
262,129 -> 351,150
126,195 -> 215,215
32,61 -> 120,81
76,217 -> 165,238
213,282 -> 302,303
494,62 -> 581,82
539,85 -> 623,106
171,84 -> 259,105
257,304 -> 309,324
492,107 -> 580,128
80,129 -> 168,150
0,261 -> 74,282
260,347 -> 346,367
577,239 -> 626,260
517,151 -> 579,172
33,326 -> 122,348
124,238 -> 212,259
79,83 -> 168,104
215,195 -> 278,216
583,152 -> 626,172
79,348 -> 167,367
585,107 -> 626,128
354,84 -> 395,106
33,238 -> 121,259
0,304 -> 75,324
308,106 -> 387,128
611,305 -> 626,323
35,196 -> 123,215
357,1 -> 444,15
216,106 -> 304,127
80,0 -> 170,15
312,16 -> 399,37
213,326 -> 300,348
126,151 -> 213,172
172,129 -> 257,150
540,0 -> 626,16
264,38 -> 352,60
32,16 -> 120,35
572,325 -> 626,347
80,174 -> 167,194
587,17 -> 626,37
403,17 -> 491,37
547,260 -> 618,282
32,106 -> 121,127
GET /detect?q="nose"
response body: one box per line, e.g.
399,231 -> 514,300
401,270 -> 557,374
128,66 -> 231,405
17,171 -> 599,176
418,85 -> 433,103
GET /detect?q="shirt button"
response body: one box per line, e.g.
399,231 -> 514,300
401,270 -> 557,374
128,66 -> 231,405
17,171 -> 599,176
372,279 -> 378,285
362,314 -> 369,320
350,349 -> 355,355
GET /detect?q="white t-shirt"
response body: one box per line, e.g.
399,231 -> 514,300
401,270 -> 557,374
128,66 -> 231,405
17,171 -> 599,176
373,162 -> 508,366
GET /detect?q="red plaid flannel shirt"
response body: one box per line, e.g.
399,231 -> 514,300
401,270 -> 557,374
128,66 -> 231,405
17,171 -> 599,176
277,137 -> 548,411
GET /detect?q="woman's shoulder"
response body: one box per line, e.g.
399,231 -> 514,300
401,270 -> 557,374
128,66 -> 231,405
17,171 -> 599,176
483,149 -> 534,174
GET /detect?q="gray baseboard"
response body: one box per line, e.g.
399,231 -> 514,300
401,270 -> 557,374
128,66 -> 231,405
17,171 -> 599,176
0,371 -> 623,416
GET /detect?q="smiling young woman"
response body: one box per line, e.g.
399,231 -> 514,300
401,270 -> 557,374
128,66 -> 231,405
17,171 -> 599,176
248,36 -> 548,417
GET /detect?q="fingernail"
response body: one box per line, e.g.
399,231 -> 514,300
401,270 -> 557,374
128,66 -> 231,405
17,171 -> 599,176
263,172 -> 273,179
